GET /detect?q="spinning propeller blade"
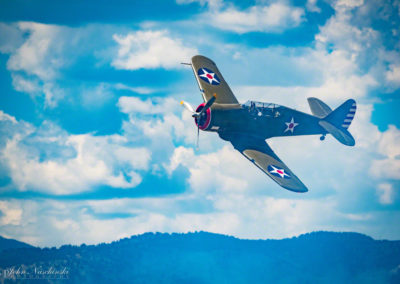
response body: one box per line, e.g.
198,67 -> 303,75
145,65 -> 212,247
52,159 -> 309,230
180,101 -> 195,113
180,94 -> 217,149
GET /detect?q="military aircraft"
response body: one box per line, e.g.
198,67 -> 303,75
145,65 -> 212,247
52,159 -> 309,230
181,55 -> 357,193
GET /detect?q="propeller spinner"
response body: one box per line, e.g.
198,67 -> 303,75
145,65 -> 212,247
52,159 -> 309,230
180,94 -> 217,148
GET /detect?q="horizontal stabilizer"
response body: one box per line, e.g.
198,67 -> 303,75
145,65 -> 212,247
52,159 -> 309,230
319,120 -> 355,146
308,97 -> 332,118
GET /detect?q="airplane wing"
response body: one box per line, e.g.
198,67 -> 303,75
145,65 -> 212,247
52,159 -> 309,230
191,55 -> 239,104
220,133 -> 308,192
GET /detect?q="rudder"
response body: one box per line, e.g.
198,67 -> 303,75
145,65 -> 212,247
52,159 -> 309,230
325,99 -> 356,129
318,99 -> 356,146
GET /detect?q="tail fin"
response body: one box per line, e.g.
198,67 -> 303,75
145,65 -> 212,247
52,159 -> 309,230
325,99 -> 356,129
316,99 -> 357,146
308,97 -> 332,118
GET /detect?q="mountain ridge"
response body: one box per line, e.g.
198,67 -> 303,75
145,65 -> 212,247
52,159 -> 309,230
0,235 -> 33,252
1,231 -> 399,283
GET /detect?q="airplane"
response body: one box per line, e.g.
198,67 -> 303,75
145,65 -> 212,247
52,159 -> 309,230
180,55 -> 357,193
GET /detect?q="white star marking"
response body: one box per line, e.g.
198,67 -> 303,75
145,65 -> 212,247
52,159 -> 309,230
269,165 -> 290,178
284,117 -> 299,133
199,68 -> 220,84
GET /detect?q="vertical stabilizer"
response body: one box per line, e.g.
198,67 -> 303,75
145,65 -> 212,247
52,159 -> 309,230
307,97 -> 332,118
318,99 -> 356,146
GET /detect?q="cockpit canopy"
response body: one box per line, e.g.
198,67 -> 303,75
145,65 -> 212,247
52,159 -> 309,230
242,100 -> 281,117
242,100 -> 280,109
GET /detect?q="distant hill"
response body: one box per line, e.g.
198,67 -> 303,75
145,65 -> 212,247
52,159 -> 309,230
0,235 -> 33,252
0,231 -> 399,283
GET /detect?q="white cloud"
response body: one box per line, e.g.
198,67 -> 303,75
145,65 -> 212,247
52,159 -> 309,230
370,158 -> 400,180
4,186 -> 400,247
112,30 -> 197,70
1,22 -> 76,107
377,125 -> 400,159
220,45 -> 378,103
0,110 -> 17,124
167,145 -> 250,195
117,96 -> 179,115
0,201 -> 22,226
207,3 -> 305,33
11,74 -> 41,94
315,11 -> 378,55
385,64 -> 400,88
377,183 -> 395,205
7,22 -> 62,81
114,83 -> 155,95
336,0 -> 364,9
370,125 -> 400,180
117,96 -> 208,149
2,22 -> 133,108
306,0 -> 321,12
0,116 -> 152,195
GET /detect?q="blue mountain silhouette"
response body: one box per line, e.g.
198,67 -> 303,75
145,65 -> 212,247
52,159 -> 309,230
1,231 -> 399,283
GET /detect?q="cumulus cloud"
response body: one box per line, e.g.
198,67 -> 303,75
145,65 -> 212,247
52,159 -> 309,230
206,3 -> 305,33
0,201 -> 22,226
0,110 -> 17,124
3,182 -> 400,247
117,95 -> 218,150
370,125 -> 400,180
112,30 -> 197,70
315,9 -> 378,55
166,146 -> 250,195
1,22 -> 82,107
385,64 -> 400,88
0,114 -> 151,194
11,74 -> 41,95
1,22 -> 166,108
7,22 -> 63,81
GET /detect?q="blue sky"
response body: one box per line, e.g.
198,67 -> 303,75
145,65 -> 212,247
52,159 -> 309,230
0,0 -> 399,246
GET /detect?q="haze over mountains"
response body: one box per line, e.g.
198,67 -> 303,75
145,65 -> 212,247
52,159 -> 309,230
1,231 -> 399,283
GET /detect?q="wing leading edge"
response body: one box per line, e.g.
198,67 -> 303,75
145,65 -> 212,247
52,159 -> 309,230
220,133 -> 308,192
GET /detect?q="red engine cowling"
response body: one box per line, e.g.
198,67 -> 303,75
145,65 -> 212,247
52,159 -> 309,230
195,103 -> 211,130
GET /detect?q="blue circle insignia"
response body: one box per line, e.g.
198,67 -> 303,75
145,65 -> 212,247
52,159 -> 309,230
197,67 -> 221,85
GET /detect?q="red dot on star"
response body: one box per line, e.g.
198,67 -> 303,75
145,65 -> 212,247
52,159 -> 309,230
277,170 -> 283,174
206,74 -> 213,79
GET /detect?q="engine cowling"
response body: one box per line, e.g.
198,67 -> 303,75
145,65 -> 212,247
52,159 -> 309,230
194,103 -> 211,130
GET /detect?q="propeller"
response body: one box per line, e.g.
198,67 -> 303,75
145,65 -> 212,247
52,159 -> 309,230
180,94 -> 217,149
180,101 -> 195,113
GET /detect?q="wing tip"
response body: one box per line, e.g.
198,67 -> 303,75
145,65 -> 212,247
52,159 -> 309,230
191,55 -> 216,65
282,184 -> 308,193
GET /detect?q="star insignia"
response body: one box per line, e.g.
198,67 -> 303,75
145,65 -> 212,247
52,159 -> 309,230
284,117 -> 299,133
268,165 -> 290,179
198,68 -> 220,85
